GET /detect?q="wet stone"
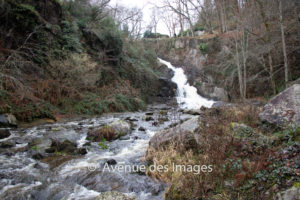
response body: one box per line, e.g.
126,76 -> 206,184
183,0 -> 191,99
0,129 -> 11,139
138,127 -> 146,131
106,159 -> 117,165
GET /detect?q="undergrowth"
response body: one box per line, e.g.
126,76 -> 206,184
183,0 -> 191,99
146,106 -> 300,200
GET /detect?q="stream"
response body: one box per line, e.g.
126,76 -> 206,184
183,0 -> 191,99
0,58 -> 213,200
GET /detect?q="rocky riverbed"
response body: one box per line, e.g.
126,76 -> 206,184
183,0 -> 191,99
0,104 -> 198,200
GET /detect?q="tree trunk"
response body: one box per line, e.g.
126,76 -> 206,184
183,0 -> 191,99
235,36 -> 244,100
268,53 -> 276,95
278,0 -> 289,87
241,30 -> 248,99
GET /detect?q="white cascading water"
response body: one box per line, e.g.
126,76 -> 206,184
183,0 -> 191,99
158,58 -> 214,109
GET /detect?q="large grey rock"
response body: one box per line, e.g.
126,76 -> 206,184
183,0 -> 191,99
259,84 -> 300,127
0,129 -> 11,139
157,77 -> 177,98
149,116 -> 200,150
109,120 -> 131,136
156,63 -> 174,80
276,186 -> 300,200
0,114 -> 17,127
196,82 -> 229,102
96,191 -> 136,200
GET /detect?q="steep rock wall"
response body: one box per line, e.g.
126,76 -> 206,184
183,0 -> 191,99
143,37 -> 230,102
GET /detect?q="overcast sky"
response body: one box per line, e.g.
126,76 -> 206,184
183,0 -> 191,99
109,0 -> 169,34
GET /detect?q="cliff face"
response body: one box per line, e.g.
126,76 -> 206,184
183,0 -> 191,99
144,32 -> 300,103
143,37 -> 230,102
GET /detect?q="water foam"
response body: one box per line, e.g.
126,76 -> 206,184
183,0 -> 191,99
158,58 -> 214,109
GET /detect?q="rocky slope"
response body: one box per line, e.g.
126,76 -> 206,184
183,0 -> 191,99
0,0 -> 177,125
146,84 -> 300,200
143,34 -> 300,102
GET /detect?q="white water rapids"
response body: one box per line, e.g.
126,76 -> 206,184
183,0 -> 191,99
158,58 -> 214,109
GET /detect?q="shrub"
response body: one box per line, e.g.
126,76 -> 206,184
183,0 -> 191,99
61,20 -> 82,52
198,43 -> 208,54
194,21 -> 205,32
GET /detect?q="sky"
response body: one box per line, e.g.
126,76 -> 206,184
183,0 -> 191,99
109,0 -> 169,35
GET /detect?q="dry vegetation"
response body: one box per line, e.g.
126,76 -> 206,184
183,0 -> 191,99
146,106 -> 300,199
0,0 -> 160,122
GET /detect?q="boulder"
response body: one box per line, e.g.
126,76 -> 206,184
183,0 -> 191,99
45,140 -> 87,155
0,114 -> 17,127
276,186 -> 300,200
0,129 -> 11,139
157,78 -> 177,98
143,116 -> 154,121
96,191 -> 136,200
87,120 -> 131,142
196,82 -> 229,102
109,120 -> 131,136
106,159 -> 117,165
148,116 -> 200,150
138,127 -> 146,131
259,84 -> 300,128
156,63 -> 175,80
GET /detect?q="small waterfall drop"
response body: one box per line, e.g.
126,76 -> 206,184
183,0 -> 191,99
158,58 -> 214,109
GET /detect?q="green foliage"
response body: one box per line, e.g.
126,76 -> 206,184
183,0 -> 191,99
194,22 -> 205,32
62,92 -> 109,115
32,146 -> 38,151
61,20 -> 82,52
111,94 -> 144,112
61,92 -> 144,115
182,29 -> 192,37
5,1 -> 41,32
143,30 -> 169,38
12,102 -> 55,122
198,43 -> 208,54
98,17 -> 123,58
98,138 -> 108,149
273,125 -> 300,145
62,0 -> 103,28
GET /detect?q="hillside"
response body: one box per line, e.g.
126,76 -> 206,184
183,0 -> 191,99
0,0 -> 172,123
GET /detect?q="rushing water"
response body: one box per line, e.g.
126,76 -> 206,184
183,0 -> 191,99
0,59 -> 214,200
0,104 -> 193,200
158,58 -> 214,109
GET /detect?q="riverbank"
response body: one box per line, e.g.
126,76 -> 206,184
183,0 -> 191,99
145,85 -> 300,200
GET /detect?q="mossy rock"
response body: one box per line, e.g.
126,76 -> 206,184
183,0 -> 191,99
87,120 -> 131,142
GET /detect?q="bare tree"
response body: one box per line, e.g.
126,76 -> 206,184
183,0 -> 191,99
150,8 -> 160,35
277,0 -> 289,87
110,4 -> 144,39
162,0 -> 195,36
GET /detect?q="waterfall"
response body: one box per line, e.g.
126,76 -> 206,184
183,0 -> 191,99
158,58 -> 214,109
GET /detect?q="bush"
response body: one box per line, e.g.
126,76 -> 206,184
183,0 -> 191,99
194,22 -> 205,32
198,43 -> 208,54
61,20 -> 82,52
